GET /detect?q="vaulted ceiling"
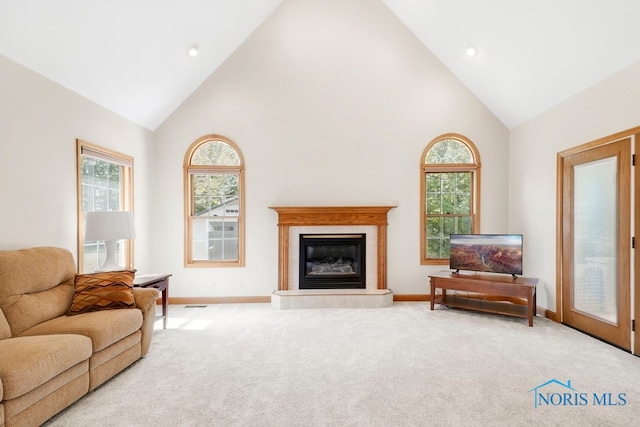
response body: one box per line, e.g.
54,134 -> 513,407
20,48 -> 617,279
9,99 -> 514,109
2,0 -> 639,131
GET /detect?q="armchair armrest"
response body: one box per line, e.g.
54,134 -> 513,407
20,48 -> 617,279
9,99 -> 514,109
132,287 -> 160,357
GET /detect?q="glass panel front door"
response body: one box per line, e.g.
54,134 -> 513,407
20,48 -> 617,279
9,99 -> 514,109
561,138 -> 631,350
572,158 -> 617,323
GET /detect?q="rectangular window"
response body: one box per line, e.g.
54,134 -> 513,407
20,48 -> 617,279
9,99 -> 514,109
425,171 -> 473,259
190,173 -> 240,262
76,140 -> 133,273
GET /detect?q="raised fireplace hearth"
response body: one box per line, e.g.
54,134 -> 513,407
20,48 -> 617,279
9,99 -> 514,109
299,233 -> 366,289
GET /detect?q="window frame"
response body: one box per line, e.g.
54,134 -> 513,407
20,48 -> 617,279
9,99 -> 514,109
420,133 -> 481,265
76,139 -> 134,273
184,134 -> 245,267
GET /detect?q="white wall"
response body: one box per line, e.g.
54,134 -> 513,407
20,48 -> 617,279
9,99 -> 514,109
509,59 -> 640,312
152,0 -> 510,297
0,55 -> 155,271
4,0 -> 638,307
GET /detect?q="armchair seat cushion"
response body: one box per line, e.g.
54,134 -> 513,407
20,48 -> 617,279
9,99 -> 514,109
0,335 -> 92,400
18,309 -> 143,352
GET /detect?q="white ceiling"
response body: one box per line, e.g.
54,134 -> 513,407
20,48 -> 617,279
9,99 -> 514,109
2,0 -> 640,130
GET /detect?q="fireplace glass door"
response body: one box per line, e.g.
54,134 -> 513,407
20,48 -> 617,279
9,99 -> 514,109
299,234 -> 366,289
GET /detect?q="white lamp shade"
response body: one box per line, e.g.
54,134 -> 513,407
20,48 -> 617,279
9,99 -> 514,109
85,211 -> 136,241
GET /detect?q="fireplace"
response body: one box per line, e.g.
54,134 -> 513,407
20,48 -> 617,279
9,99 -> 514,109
299,234 -> 366,289
269,206 -> 395,290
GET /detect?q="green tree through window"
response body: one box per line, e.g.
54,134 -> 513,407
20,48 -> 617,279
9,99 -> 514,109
421,134 -> 481,264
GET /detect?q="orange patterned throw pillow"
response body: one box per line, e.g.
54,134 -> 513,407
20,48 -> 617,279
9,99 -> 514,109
68,270 -> 136,315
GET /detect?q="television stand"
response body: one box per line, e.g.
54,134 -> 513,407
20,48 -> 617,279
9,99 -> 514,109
429,270 -> 538,326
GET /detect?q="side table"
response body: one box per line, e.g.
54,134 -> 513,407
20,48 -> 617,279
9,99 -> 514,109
133,273 -> 171,329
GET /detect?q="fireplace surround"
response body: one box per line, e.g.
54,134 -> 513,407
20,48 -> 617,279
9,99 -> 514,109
269,206 -> 395,291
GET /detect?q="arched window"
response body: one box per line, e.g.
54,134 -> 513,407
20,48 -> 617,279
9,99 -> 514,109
421,133 -> 481,264
184,135 -> 245,267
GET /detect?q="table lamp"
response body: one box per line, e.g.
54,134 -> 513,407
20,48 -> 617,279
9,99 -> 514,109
84,211 -> 136,272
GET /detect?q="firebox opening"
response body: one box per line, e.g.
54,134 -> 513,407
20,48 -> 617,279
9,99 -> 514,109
299,234 -> 366,289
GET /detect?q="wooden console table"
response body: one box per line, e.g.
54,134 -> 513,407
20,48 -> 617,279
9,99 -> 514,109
134,274 -> 171,329
429,270 -> 538,326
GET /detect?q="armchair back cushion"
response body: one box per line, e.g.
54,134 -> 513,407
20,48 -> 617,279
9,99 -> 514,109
0,247 -> 76,336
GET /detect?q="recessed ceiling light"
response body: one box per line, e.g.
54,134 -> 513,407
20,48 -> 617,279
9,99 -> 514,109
186,43 -> 199,57
466,45 -> 478,57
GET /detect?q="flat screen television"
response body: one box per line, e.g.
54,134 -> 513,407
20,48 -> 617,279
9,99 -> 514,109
449,234 -> 523,278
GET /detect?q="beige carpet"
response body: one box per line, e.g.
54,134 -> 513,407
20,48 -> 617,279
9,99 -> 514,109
44,302 -> 640,426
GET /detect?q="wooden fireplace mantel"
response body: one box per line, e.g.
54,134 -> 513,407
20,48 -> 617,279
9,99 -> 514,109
269,206 -> 395,290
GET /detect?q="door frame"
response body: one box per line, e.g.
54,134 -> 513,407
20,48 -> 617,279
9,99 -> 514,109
557,125 -> 640,353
